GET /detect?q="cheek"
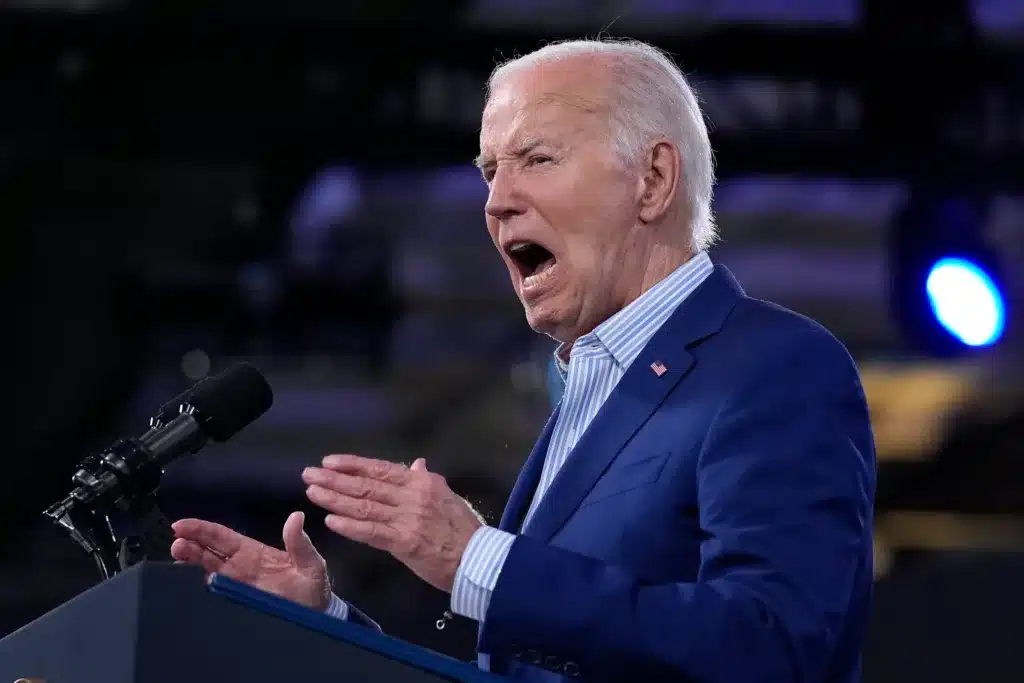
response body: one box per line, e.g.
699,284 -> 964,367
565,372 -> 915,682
561,208 -> 632,277
557,245 -> 608,303
562,176 -> 635,241
530,167 -> 634,277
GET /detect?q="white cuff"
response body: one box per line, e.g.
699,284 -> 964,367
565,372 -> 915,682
324,593 -> 350,620
450,526 -> 517,622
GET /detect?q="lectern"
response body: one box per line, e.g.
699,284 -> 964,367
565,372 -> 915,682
0,563 -> 500,683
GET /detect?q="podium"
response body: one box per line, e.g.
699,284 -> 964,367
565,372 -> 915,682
0,563 -> 500,683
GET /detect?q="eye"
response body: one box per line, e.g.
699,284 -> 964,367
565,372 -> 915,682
527,154 -> 553,166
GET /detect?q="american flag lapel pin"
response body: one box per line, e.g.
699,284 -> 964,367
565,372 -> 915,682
650,360 -> 668,377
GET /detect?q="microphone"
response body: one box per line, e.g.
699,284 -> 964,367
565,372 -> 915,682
44,362 -> 273,521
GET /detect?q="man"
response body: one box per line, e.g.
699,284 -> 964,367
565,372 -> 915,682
172,38 -> 876,683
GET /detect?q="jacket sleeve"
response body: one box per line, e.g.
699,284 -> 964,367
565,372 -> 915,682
477,334 -> 876,683
325,594 -> 383,632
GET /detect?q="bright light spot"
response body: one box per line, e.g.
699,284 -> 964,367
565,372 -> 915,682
925,258 -> 1006,347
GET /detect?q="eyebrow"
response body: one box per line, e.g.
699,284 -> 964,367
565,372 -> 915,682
474,136 -> 559,171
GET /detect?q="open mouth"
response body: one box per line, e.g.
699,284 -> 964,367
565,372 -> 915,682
506,241 -> 557,282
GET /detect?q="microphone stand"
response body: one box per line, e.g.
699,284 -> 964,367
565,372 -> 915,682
116,492 -> 176,570
46,486 -> 176,581
44,438 -> 178,581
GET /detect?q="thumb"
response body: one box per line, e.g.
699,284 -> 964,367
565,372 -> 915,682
410,458 -> 428,472
282,511 -> 321,569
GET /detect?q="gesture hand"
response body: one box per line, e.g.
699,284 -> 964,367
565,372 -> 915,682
170,511 -> 332,611
303,456 -> 483,593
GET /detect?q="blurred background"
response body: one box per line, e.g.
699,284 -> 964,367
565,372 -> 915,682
1,1 -> 1022,681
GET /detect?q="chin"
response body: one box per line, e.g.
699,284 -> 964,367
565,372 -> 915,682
522,305 -> 556,335
517,283 -> 580,340
522,306 -> 573,343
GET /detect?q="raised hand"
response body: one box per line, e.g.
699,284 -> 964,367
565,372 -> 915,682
303,456 -> 483,593
170,511 -> 332,611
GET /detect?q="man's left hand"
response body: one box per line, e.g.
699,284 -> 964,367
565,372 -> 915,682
302,455 -> 483,593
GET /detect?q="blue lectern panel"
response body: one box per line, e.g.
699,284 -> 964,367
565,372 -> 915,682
207,572 -> 500,683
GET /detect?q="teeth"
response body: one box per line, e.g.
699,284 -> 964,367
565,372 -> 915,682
509,242 -> 530,253
523,259 -> 557,289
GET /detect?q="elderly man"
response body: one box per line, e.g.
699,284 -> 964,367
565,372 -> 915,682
172,38 -> 876,683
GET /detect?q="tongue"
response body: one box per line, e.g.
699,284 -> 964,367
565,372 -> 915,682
532,257 -> 556,277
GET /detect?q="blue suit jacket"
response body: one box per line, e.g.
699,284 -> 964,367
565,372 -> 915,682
479,265 -> 877,683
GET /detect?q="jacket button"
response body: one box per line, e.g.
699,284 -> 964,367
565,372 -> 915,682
563,661 -> 581,677
543,655 -> 561,671
524,649 -> 542,664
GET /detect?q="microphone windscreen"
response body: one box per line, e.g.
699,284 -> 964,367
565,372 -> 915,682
187,362 -> 274,441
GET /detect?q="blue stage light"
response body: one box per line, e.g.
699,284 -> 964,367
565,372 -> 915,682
925,257 -> 1006,347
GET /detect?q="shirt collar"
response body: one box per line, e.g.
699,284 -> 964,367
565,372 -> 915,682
553,251 -> 714,378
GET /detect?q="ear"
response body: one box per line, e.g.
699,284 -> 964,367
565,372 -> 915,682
637,139 -> 681,224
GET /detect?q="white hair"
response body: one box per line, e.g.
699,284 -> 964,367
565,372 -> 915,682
487,38 -> 717,251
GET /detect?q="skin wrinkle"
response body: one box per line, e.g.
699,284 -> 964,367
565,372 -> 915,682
475,91 -> 606,165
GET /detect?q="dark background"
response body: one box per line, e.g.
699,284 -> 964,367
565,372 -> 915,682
2,1 -> 1022,681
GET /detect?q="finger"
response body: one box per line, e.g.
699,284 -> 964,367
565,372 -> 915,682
410,458 -> 428,472
302,467 -> 402,506
170,538 -> 226,574
306,485 -> 398,523
282,511 -> 321,570
324,515 -> 401,552
171,518 -> 244,558
322,454 -> 411,485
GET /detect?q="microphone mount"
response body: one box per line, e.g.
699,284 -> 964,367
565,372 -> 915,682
44,404 -> 196,579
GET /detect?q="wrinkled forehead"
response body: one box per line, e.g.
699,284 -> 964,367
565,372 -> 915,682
479,66 -> 608,156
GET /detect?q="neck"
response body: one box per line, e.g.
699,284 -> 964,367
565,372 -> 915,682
555,242 -> 696,361
632,243 -> 695,302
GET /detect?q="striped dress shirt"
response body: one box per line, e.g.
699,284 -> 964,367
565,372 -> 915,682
450,251 -> 714,666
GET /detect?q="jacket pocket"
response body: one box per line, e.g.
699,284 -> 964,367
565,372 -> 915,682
579,452 -> 671,508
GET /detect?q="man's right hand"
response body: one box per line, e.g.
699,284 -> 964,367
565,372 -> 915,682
170,511 -> 332,611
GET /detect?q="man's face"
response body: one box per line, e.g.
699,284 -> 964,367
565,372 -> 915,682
477,61 -> 647,344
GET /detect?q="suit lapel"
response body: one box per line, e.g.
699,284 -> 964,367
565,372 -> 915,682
521,265 -> 744,542
497,404 -> 560,533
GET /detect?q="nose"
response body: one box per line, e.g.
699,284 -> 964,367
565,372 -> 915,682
484,166 -> 525,222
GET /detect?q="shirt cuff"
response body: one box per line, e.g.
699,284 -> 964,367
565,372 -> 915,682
450,526 -> 517,622
324,593 -> 350,620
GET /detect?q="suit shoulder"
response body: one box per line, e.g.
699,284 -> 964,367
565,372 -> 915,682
725,296 -> 860,375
